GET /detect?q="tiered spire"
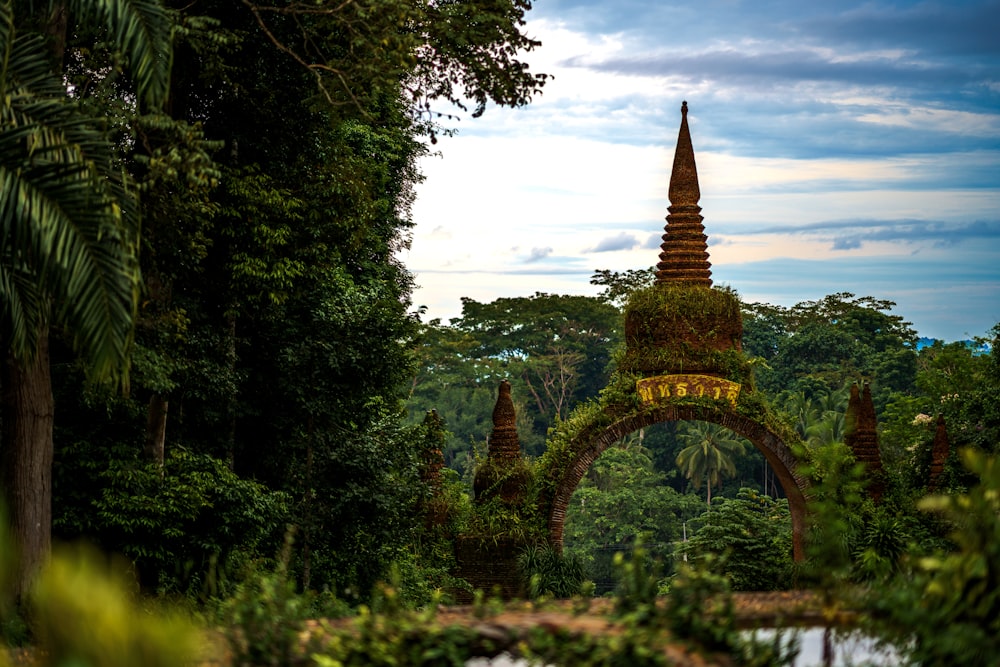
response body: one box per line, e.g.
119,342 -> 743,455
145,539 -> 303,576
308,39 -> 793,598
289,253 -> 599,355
655,101 -> 713,286
474,380 -> 529,504
488,380 -> 521,461
845,382 -> 885,502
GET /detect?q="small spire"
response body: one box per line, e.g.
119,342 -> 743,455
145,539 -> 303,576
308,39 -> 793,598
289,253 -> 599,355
419,409 -> 446,492
488,380 -> 521,461
928,414 -> 951,491
656,101 -> 713,286
846,382 -> 885,502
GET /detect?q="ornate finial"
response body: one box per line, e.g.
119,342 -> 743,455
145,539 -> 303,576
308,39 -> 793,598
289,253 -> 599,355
681,100 -> 688,114
492,380 -> 515,429
656,101 -> 712,286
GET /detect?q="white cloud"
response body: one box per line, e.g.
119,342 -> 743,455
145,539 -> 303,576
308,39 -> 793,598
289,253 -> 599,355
402,5 -> 1000,341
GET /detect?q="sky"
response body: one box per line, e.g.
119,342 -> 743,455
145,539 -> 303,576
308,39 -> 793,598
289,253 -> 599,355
399,0 -> 1000,342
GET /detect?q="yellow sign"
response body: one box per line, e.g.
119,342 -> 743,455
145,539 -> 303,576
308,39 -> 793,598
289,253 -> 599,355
637,374 -> 741,406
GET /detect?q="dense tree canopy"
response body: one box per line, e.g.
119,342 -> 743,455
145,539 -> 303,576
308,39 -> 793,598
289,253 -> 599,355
3,0 -> 998,621
406,292 -> 621,462
1,0 -> 551,601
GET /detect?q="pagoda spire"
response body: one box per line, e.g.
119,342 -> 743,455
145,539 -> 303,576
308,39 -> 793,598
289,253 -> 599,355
845,382 -> 886,502
656,101 -> 713,286
473,379 -> 529,504
488,380 -> 521,461
928,414 -> 951,491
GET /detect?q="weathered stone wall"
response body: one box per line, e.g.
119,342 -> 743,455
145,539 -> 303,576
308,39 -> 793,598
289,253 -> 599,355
452,536 -> 526,603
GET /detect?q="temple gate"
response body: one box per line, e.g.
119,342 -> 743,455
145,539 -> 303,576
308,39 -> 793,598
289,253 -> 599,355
456,103 -> 890,596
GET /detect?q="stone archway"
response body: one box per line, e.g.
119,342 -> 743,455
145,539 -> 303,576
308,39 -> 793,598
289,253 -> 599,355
456,103 -> 820,597
540,403 -> 809,561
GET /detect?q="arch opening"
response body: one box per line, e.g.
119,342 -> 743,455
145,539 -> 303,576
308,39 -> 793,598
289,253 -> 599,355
543,404 -> 808,562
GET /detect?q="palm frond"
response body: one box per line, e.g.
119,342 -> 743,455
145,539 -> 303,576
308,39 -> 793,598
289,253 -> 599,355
1,11 -> 138,381
74,0 -> 174,109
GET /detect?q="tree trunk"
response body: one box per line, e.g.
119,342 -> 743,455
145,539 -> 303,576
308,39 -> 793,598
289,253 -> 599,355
225,312 -> 237,470
1,336 -> 54,602
144,393 -> 168,469
301,416 -> 315,591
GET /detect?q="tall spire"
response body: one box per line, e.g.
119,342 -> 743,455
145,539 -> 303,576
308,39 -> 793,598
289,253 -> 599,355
656,101 -> 713,286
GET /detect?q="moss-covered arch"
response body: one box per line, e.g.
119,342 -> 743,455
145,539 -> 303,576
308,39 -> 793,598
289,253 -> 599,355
536,398 -> 809,561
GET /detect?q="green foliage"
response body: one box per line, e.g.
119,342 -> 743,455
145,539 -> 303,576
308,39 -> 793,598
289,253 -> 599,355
741,300 -> 788,362
662,558 -> 736,651
564,442 -> 703,589
934,324 -> 1000,456
406,321 -> 540,465
221,531 -> 350,667
56,447 -> 290,599
620,284 -> 749,383
430,292 -> 622,441
676,422 -> 749,504
799,442 -> 866,590
0,514 -> 199,667
680,489 -> 793,591
590,267 -> 656,308
312,609 -> 483,667
302,546 -> 794,666
28,546 -> 199,667
606,545 -> 797,665
852,508 -> 910,582
517,544 -> 587,599
385,553 -> 469,610
626,284 -> 743,327
870,449 -> 1000,665
777,382 -> 850,447
611,541 -> 665,617
0,0 -> 156,379
463,492 -> 538,546
746,293 -> 918,399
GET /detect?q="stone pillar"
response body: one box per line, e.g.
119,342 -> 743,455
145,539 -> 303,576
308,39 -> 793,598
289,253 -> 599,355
845,383 -> 885,502
927,414 -> 951,491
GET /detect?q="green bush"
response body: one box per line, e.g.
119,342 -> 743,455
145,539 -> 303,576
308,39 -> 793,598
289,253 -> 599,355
679,488 -> 793,591
517,544 -> 587,599
28,544 -> 201,667
220,531 -> 351,667
870,449 -> 1000,665
57,446 -> 290,600
1,515 -> 199,667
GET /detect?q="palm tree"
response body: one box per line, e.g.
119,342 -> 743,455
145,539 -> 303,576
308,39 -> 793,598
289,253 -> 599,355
781,390 -> 819,441
805,410 -> 847,447
783,384 -> 850,448
0,0 -> 172,598
675,421 -> 747,506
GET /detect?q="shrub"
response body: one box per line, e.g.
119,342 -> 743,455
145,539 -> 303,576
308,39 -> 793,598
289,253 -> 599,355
517,544 -> 587,599
870,449 -> 1000,665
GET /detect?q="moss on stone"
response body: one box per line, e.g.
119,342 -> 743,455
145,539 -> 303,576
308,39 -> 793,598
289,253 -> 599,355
621,284 -> 744,377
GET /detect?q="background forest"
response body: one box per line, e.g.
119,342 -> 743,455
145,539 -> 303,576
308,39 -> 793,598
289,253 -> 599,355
408,281 -> 1000,593
2,0 -> 999,642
